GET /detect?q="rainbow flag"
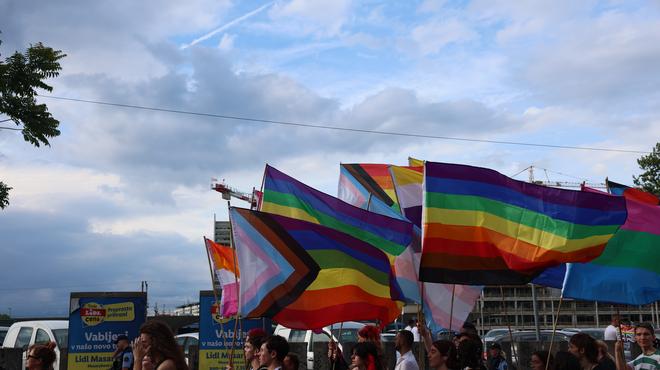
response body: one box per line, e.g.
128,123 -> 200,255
338,164 -> 404,220
205,237 -> 240,317
229,207 -> 402,328
607,179 -> 659,205
261,165 -> 413,258
421,162 -> 628,285
562,190 -> 660,305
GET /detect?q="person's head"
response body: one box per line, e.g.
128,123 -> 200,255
259,335 -> 289,367
428,340 -> 458,370
245,332 -> 267,363
611,314 -> 620,326
114,334 -> 130,350
457,335 -> 483,369
396,330 -> 414,353
247,328 -> 267,342
461,322 -> 478,336
283,352 -> 299,370
351,342 -> 382,370
488,343 -> 502,359
358,325 -> 381,344
139,320 -> 187,369
553,351 -> 580,370
634,322 -> 656,350
530,350 -> 553,370
27,342 -> 57,370
408,319 -> 417,327
569,333 -> 598,365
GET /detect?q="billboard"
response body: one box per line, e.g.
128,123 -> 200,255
199,290 -> 270,370
68,292 -> 147,370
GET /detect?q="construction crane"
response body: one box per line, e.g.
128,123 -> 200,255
211,179 -> 258,208
521,166 -> 607,189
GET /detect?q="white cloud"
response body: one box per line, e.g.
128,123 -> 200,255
218,33 -> 236,50
269,0 -> 352,37
411,19 -> 477,55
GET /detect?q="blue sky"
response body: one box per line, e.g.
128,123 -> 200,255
1,0 -> 659,316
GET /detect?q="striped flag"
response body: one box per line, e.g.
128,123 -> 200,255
205,237 -> 240,317
230,207 -> 402,328
421,162 -> 628,285
562,187 -> 660,305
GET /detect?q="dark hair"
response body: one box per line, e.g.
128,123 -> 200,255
457,336 -> 483,369
569,333 -> 598,364
398,330 -> 414,347
461,322 -> 477,335
533,350 -> 554,369
28,342 -> 57,370
248,331 -> 266,350
285,352 -> 300,370
353,342 -> 384,370
552,351 -> 579,370
432,340 -> 459,370
635,322 -> 655,334
265,335 -> 290,362
139,320 -> 188,370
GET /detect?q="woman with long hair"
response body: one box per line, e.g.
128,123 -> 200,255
133,320 -> 188,370
351,342 -> 384,370
26,342 -> 57,370
428,340 -> 459,370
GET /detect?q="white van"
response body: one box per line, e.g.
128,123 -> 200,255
274,321 -> 367,369
2,320 -> 68,369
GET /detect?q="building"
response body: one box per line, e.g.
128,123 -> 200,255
214,220 -> 231,245
472,285 -> 660,332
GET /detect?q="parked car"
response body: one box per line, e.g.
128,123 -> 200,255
489,330 -> 574,368
175,332 -> 199,366
2,320 -> 68,369
483,328 -> 516,350
0,326 -> 9,346
562,327 -> 605,340
274,321 -> 368,369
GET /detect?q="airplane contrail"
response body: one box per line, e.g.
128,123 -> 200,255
182,1 -> 274,49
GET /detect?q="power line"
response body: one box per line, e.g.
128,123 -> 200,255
41,95 -> 650,155
0,126 -> 22,131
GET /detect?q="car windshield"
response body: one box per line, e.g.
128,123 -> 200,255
331,329 -> 360,344
52,329 -> 68,349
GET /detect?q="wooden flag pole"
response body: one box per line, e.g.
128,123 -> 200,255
500,286 -> 519,367
545,295 -> 564,370
448,284 -> 456,333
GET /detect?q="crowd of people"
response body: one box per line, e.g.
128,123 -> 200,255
23,317 -> 656,370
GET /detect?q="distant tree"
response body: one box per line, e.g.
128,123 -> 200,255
0,36 -> 65,209
0,313 -> 10,320
633,143 -> 660,196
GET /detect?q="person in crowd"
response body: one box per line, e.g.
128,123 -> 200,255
283,352 -> 299,370
531,351 -> 554,370
616,323 -> 660,370
605,315 -> 621,341
351,342 -> 385,370
405,319 -> 421,342
132,320 -> 188,370
569,333 -> 601,370
428,340 -> 459,370
328,339 -> 349,370
486,343 -> 508,370
395,330 -> 419,370
245,330 -> 267,370
259,335 -> 290,370
597,340 -> 616,370
358,325 -> 382,346
26,342 -> 57,370
553,351 -> 579,370
457,333 -> 486,370
112,334 -> 134,370
461,322 -> 478,337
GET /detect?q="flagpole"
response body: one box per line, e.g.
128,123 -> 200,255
448,284 -> 456,333
227,199 -> 240,368
500,286 -> 518,367
545,295 -> 564,370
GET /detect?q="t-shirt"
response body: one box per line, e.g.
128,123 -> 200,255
395,350 -> 419,370
605,325 -> 619,341
628,349 -> 660,370
112,347 -> 134,370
